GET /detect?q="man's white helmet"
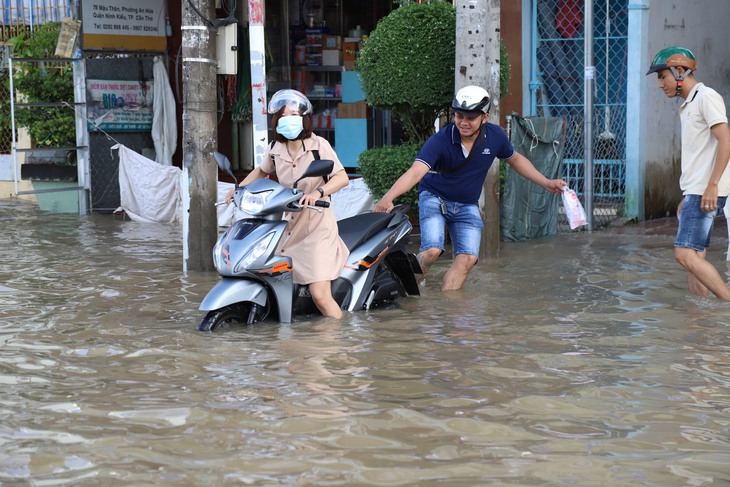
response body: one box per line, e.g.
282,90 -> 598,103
452,85 -> 491,114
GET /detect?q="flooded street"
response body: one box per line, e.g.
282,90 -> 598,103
1,198 -> 730,486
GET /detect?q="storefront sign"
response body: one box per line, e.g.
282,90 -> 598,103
86,79 -> 154,132
81,0 -> 166,51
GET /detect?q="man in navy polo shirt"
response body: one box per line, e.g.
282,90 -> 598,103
373,85 -> 566,291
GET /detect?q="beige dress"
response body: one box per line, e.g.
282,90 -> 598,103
260,135 -> 350,285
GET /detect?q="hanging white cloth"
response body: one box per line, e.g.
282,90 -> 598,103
114,144 -> 181,223
331,178 -> 375,220
152,56 -> 177,166
216,180 -> 239,227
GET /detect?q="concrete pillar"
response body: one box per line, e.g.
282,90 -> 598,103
181,0 -> 219,272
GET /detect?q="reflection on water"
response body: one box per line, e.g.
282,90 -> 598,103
1,199 -> 730,486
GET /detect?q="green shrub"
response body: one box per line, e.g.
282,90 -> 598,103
358,2 -> 511,143
8,23 -> 75,149
358,142 -> 423,209
357,2 -> 455,142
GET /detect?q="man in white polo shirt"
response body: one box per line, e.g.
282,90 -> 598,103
647,46 -> 730,299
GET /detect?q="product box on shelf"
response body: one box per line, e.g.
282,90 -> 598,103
322,49 -> 341,66
304,28 -> 325,66
342,41 -> 358,62
305,28 -> 325,44
308,84 -> 328,97
324,35 -> 341,49
305,54 -> 322,66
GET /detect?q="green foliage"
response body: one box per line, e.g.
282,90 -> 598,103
499,159 -> 509,194
500,41 -> 511,97
358,2 -> 512,142
357,2 -> 455,142
9,23 -> 76,149
358,142 -> 423,209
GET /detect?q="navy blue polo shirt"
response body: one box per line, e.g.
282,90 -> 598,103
417,123 -> 514,204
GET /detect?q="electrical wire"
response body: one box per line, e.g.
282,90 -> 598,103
185,0 -> 215,28
174,42 -> 183,104
185,0 -> 238,29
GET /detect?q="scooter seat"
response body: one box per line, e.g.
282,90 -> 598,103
337,212 -> 394,251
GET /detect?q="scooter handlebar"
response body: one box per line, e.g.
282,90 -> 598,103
288,200 -> 330,212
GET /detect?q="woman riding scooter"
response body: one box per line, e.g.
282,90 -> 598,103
225,89 -> 350,318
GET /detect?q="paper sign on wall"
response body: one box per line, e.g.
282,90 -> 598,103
81,0 -> 166,51
86,79 -> 154,132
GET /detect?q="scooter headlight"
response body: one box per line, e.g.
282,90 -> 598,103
235,232 -> 275,272
240,189 -> 273,215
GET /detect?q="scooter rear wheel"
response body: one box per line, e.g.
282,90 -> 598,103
198,301 -> 269,331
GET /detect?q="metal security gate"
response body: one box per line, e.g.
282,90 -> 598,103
531,0 -> 628,231
0,44 -> 11,155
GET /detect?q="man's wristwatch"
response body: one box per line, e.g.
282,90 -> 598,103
317,187 -> 325,197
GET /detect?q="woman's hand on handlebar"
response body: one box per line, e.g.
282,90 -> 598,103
298,190 -> 325,209
225,187 -> 235,205
225,184 -> 245,205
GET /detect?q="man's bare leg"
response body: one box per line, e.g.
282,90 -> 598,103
417,248 -> 442,279
687,252 -> 710,297
688,272 -> 710,297
675,247 -> 730,299
441,254 -> 478,291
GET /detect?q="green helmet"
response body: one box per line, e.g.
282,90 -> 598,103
646,46 -> 697,75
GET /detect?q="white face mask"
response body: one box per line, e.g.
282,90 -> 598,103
276,115 -> 304,140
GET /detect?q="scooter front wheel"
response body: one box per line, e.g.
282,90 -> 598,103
198,302 -> 269,331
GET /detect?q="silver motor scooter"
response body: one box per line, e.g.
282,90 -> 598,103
198,152 -> 421,330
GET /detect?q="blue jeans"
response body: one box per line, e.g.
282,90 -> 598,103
675,194 -> 727,251
419,191 -> 483,257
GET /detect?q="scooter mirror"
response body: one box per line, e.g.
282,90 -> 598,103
214,152 -> 237,185
293,159 -> 334,188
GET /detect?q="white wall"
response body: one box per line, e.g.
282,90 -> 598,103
643,0 -> 730,216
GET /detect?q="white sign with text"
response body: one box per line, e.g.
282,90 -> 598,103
82,0 -> 165,37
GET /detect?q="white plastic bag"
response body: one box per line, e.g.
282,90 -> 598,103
561,187 -> 587,229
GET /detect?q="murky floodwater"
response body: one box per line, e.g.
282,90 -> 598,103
1,199 -> 730,486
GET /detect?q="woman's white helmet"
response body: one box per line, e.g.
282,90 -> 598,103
267,89 -> 313,116
452,85 -> 491,114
